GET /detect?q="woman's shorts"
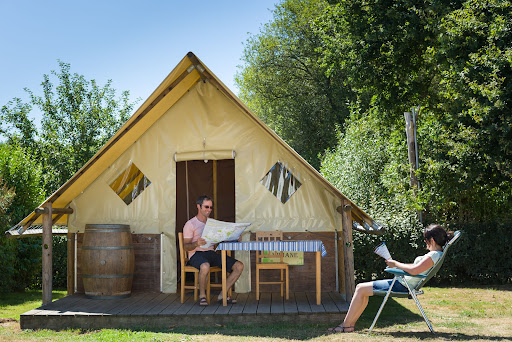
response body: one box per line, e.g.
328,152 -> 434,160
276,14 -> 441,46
372,279 -> 408,293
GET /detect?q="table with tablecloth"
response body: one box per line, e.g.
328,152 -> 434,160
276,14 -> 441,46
216,240 -> 327,306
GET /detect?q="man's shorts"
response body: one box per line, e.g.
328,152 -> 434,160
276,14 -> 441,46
372,279 -> 408,293
188,250 -> 238,273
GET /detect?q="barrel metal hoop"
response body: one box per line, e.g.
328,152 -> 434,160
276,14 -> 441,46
82,274 -> 134,279
84,294 -> 131,300
84,228 -> 131,233
82,246 -> 134,250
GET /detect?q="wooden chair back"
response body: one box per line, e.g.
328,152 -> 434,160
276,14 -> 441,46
178,232 -> 188,268
256,231 -> 284,263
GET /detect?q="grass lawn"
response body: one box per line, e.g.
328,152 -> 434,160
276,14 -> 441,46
1,286 -> 511,341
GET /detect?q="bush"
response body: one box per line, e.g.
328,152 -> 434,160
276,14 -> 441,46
352,222 -> 512,285
432,222 -> 512,285
30,236 -> 68,290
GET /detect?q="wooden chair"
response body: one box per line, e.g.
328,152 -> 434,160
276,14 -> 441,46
255,231 -> 289,300
178,232 -> 222,304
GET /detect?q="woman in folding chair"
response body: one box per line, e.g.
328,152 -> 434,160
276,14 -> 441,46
328,224 -> 453,333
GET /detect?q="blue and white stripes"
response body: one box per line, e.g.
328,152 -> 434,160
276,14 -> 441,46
216,240 -> 327,257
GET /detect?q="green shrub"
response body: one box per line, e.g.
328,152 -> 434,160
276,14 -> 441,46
30,236 -> 68,290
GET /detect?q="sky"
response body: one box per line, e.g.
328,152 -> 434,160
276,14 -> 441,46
0,0 -> 279,123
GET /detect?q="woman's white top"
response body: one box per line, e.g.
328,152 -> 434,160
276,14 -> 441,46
398,250 -> 443,289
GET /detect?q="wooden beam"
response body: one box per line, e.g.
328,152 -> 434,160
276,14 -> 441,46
341,199 -> 355,301
35,207 -> 74,215
52,213 -> 65,225
42,202 -> 53,305
18,213 -> 42,235
67,232 -> 75,295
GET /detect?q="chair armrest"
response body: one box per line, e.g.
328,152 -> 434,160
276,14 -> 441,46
384,267 -> 427,278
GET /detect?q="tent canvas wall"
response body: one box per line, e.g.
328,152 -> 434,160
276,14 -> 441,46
8,52 -> 382,300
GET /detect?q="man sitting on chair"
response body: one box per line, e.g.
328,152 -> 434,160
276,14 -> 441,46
183,195 -> 244,306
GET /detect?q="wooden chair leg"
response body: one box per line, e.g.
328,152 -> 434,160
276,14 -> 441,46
194,272 -> 198,302
285,267 -> 289,300
280,269 -> 284,297
256,268 -> 260,300
180,271 -> 185,303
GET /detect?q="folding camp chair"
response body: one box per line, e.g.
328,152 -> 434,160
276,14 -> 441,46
369,230 -> 461,333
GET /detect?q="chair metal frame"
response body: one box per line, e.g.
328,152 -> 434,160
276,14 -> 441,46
369,230 -> 462,333
255,231 -> 289,300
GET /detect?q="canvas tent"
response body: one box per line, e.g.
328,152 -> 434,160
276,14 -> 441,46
7,52 -> 384,303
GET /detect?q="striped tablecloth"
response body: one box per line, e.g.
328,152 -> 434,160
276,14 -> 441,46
216,240 -> 327,257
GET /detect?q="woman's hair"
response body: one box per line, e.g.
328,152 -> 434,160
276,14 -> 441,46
423,224 -> 454,247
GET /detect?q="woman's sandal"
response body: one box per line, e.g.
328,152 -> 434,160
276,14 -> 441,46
327,325 -> 355,333
199,297 -> 208,306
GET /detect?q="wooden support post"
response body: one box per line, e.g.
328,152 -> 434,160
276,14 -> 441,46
405,109 -> 423,223
337,232 -> 346,298
42,202 -> 53,305
404,111 -> 418,191
341,200 -> 355,301
67,232 -> 75,295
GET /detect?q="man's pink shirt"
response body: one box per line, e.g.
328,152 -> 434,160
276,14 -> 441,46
182,216 -> 214,258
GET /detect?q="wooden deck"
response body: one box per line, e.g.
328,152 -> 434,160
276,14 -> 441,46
20,291 -> 349,330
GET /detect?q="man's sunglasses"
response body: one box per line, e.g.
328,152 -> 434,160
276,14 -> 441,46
202,205 -> 213,209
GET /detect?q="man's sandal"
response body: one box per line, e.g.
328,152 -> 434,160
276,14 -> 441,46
218,297 -> 237,304
199,297 -> 208,306
327,325 -> 354,333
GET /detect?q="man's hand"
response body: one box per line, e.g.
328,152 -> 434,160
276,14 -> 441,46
196,238 -> 207,247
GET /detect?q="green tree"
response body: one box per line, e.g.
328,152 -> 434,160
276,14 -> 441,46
0,176 -> 17,292
424,0 -> 512,223
1,60 -> 137,194
0,143 -> 45,291
236,0 -> 350,168
0,62 -> 138,290
316,0 -> 512,224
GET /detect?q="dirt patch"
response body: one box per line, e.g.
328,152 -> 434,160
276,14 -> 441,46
0,318 -> 17,324
0,318 -> 20,334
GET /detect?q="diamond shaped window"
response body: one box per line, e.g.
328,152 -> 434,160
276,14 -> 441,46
109,163 -> 151,205
260,161 -> 301,204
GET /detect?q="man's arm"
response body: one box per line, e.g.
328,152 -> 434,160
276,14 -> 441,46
183,237 -> 207,251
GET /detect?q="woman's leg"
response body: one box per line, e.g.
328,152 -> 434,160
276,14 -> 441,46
343,281 -> 374,327
328,281 -> 374,332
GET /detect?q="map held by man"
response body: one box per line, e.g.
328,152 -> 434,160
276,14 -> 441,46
200,218 -> 251,248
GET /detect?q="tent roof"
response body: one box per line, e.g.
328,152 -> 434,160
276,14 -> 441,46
6,52 -> 382,238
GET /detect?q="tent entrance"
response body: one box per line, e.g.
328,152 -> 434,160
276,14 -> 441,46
175,159 -> 235,282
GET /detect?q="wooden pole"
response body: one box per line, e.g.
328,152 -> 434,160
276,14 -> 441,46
66,232 -> 75,295
341,200 -> 355,301
404,111 -> 418,190
404,109 -> 423,223
337,209 -> 346,298
42,202 -> 53,305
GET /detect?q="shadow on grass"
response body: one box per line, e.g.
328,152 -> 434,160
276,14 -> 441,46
0,290 -> 66,307
357,295 -> 424,328
384,331 -> 511,341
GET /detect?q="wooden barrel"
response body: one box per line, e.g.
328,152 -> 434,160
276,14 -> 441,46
82,224 -> 134,299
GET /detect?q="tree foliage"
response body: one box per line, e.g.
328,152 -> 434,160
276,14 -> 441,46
0,62 -> 137,291
238,0 -> 511,283
1,61 -> 137,194
0,176 -> 17,292
236,0 -> 351,168
0,143 -> 45,292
